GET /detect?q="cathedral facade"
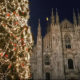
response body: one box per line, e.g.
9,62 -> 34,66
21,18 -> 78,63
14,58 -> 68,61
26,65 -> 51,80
30,9 -> 80,80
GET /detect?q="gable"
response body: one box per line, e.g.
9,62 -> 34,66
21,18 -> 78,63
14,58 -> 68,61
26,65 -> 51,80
60,19 -> 74,31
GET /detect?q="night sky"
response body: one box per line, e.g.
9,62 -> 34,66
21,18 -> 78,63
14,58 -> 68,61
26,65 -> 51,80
29,0 -> 80,42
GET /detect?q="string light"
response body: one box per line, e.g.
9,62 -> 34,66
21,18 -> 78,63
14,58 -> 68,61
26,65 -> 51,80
0,0 -> 33,79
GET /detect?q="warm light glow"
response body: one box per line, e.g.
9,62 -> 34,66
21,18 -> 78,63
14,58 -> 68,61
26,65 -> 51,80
46,17 -> 49,21
0,0 -> 33,79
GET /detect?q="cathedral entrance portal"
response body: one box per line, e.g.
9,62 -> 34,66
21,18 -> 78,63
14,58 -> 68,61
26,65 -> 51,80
45,72 -> 50,80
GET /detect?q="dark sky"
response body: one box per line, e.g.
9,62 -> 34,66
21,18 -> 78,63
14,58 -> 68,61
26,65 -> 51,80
29,0 -> 80,42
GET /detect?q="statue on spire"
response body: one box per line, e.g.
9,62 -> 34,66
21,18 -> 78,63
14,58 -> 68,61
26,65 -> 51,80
51,8 -> 55,25
37,19 -> 41,38
77,9 -> 80,26
73,8 -> 77,26
56,8 -> 59,25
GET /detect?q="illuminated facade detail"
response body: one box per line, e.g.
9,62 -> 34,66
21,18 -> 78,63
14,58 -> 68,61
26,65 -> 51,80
31,9 -> 80,80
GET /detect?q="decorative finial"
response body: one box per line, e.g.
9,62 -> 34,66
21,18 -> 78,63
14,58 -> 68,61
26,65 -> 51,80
73,8 -> 77,26
38,19 -> 40,23
52,8 -> 53,14
77,9 -> 80,25
56,8 -> 59,25
37,19 -> 41,37
38,19 -> 41,27
51,8 -> 54,24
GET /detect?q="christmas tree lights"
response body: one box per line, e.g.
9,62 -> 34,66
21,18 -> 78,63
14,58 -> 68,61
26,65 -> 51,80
0,0 -> 33,79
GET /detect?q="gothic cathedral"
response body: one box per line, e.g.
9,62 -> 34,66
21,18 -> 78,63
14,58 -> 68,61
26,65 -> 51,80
30,9 -> 80,80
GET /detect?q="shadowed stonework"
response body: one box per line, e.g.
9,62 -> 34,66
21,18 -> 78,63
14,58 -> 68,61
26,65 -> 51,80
30,9 -> 80,80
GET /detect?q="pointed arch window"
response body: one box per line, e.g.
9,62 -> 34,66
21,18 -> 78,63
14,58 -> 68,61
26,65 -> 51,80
68,59 -> 74,69
65,35 -> 71,49
45,55 -> 50,65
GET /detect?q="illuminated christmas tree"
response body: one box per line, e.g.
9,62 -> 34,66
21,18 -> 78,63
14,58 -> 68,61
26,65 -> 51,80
0,0 -> 33,79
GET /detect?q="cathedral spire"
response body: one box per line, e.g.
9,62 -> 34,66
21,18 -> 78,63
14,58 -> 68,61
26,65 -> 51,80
37,19 -> 41,37
77,9 -> 80,25
73,8 -> 77,26
51,8 -> 55,24
56,8 -> 59,25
